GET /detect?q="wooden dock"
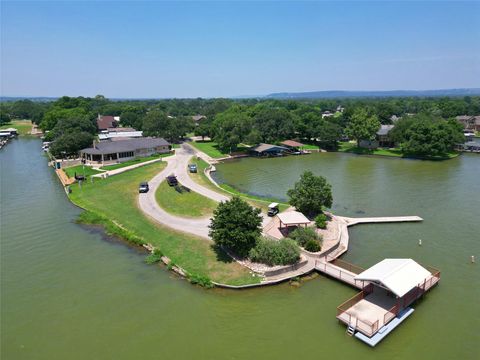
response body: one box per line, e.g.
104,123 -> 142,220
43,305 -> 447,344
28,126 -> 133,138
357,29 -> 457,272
344,216 -> 423,226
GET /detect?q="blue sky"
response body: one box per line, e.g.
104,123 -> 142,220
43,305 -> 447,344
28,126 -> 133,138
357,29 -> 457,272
1,1 -> 479,98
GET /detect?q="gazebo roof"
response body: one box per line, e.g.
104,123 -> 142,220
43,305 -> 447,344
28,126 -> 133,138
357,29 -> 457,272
277,211 -> 310,225
354,259 -> 432,297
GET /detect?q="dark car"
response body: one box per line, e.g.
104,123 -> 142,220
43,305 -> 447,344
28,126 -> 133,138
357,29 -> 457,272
188,164 -> 197,173
139,182 -> 149,193
166,175 -> 178,186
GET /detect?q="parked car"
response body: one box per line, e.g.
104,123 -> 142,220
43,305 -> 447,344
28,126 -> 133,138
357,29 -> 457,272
267,202 -> 279,217
138,182 -> 149,193
166,175 -> 178,186
188,164 -> 197,173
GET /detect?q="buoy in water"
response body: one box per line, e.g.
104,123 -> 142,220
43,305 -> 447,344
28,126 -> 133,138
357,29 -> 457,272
418,239 -> 422,246
471,255 -> 475,263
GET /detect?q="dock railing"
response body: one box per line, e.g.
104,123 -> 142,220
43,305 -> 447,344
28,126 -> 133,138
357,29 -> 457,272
336,284 -> 386,336
330,258 -> 365,274
383,304 -> 400,325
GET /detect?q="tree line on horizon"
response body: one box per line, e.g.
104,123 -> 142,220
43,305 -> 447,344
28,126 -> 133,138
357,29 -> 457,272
0,94 -> 476,157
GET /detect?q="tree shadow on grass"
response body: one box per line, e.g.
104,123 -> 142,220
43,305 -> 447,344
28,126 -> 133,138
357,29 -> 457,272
211,243 -> 236,263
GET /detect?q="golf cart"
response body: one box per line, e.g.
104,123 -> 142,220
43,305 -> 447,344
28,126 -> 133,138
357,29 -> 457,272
267,203 -> 279,217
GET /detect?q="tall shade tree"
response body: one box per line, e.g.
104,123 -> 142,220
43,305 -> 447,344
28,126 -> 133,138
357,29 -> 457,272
287,171 -> 333,217
212,107 -> 252,152
141,110 -> 170,138
209,197 -> 262,258
345,108 -> 381,147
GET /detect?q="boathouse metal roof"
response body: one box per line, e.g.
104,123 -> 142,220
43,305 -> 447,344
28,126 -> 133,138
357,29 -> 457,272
251,143 -> 287,153
277,211 -> 310,225
281,140 -> 304,148
81,137 -> 170,155
354,259 -> 431,298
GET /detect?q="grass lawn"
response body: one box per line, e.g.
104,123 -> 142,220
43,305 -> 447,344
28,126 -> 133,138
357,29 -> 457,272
100,153 -> 171,171
155,180 -> 217,218
68,162 -> 258,286
190,140 -> 248,159
338,141 -> 403,157
64,165 -> 103,178
187,158 -> 289,212
338,141 -> 459,160
1,120 -> 32,135
300,144 -> 320,151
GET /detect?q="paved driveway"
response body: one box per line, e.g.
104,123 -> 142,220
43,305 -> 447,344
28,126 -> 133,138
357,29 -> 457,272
138,144 -> 272,239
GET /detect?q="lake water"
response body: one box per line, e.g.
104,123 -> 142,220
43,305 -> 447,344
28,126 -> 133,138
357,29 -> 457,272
1,138 -> 479,359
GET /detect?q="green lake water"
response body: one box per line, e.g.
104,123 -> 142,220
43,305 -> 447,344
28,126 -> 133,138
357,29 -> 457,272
2,138 -> 479,359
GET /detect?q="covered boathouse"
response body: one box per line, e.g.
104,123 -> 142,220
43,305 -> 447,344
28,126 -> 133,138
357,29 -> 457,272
336,259 -> 440,346
80,137 -> 171,165
250,143 -> 288,157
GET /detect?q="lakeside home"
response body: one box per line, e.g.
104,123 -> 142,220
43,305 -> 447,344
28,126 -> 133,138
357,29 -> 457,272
96,114 -> 120,131
360,124 -> 395,149
80,137 -> 171,165
456,115 -> 480,131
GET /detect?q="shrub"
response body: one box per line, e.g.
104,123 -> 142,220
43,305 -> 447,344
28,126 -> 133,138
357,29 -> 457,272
249,238 -> 300,266
289,227 -> 320,247
304,238 -> 321,252
145,249 -> 163,264
188,273 -> 214,288
315,214 -> 328,229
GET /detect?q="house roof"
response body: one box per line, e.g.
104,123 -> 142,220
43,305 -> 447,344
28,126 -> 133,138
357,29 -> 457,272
281,140 -> 304,148
98,131 -> 143,140
251,143 -> 287,153
81,137 -> 170,155
354,259 -> 432,297
277,211 -> 310,225
456,115 -> 473,121
106,127 -> 137,132
377,125 -> 395,136
192,115 -> 206,122
97,115 -> 116,130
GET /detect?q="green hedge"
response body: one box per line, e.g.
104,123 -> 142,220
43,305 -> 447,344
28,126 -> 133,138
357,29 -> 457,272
249,238 -> 300,266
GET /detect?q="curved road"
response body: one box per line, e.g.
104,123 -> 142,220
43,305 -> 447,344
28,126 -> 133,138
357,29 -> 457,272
139,144 -> 236,239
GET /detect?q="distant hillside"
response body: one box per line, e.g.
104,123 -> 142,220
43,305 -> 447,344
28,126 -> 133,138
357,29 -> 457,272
265,88 -> 480,99
0,96 -> 58,102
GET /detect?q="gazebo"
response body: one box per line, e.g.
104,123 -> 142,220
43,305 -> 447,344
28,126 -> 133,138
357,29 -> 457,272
277,211 -> 310,233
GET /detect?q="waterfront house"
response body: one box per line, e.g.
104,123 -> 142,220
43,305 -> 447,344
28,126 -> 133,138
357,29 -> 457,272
250,143 -> 288,157
96,115 -> 119,131
360,125 -> 395,149
456,115 -> 480,131
336,259 -> 440,342
376,124 -> 395,147
80,137 -> 171,165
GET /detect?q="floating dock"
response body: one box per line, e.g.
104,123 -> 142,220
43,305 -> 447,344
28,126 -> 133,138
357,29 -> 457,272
355,307 -> 415,347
